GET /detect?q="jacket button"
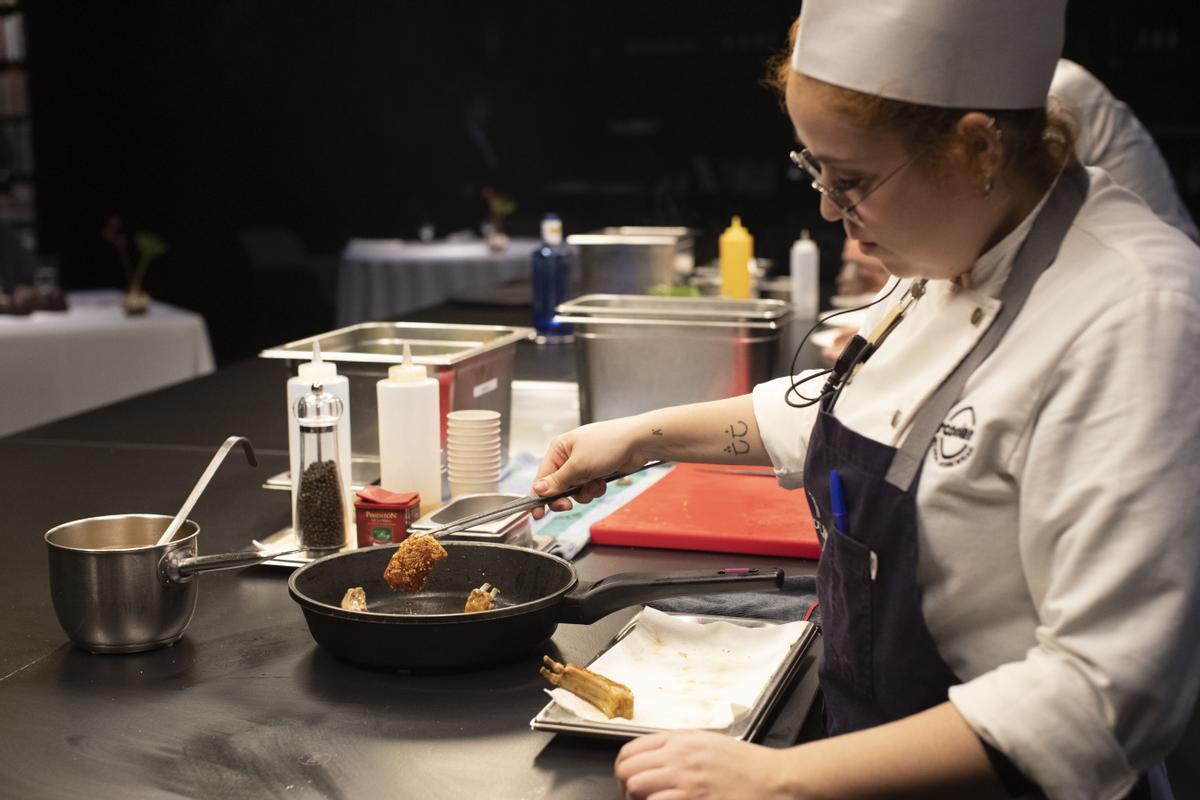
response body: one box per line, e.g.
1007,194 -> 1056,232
971,307 -> 984,325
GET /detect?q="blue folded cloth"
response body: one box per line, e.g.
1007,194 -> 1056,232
649,574 -> 818,622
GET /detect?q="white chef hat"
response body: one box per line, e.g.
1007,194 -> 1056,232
791,0 -> 1066,109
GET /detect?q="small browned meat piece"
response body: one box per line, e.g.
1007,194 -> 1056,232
540,655 -> 634,719
465,582 -> 499,613
340,586 -> 368,612
383,534 -> 448,593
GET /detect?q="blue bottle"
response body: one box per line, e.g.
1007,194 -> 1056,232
532,213 -> 573,341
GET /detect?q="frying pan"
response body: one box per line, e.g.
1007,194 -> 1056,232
288,541 -> 783,670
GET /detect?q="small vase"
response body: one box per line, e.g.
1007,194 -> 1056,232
122,288 -> 151,316
485,228 -> 509,253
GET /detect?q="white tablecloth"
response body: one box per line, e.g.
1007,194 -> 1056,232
0,289 -> 215,436
335,238 -> 539,326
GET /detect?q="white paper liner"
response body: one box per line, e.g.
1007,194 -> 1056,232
546,607 -> 813,730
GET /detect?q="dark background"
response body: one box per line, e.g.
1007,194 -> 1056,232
17,0 -> 1200,364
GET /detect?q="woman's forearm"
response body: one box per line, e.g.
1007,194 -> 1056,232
630,393 -> 771,467
532,393 -> 771,509
783,702 -> 1006,800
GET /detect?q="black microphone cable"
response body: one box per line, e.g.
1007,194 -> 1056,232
784,277 -> 902,409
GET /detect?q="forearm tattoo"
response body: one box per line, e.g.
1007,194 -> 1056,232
723,420 -> 751,456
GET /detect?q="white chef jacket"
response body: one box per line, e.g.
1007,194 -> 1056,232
1052,59 -> 1199,242
753,167 -> 1200,800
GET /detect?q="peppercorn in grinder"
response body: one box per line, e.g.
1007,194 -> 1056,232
294,384 -> 352,551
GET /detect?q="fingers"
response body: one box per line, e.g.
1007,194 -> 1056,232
529,418 -> 641,518
531,476 -> 609,518
531,438 -> 575,518
569,478 -> 609,504
615,734 -> 675,800
534,461 -> 581,497
614,734 -> 672,762
621,770 -> 686,800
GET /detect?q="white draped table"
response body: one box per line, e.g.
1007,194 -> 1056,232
0,289 -> 215,436
335,238 -> 539,326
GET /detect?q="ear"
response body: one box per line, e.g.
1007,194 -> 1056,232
955,112 -> 1004,192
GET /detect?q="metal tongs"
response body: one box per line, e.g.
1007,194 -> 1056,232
416,461 -> 668,540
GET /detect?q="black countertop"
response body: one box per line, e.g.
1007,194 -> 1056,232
0,305 -> 820,800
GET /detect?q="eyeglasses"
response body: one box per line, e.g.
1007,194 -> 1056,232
789,148 -> 919,223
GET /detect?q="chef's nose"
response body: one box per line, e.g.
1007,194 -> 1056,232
819,194 -> 845,223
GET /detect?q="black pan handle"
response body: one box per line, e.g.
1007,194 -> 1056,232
554,567 -> 784,624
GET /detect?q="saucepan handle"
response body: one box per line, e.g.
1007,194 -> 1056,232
161,548 -> 300,583
554,567 -> 784,624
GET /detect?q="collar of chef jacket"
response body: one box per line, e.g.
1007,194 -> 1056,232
836,182 -> 1055,448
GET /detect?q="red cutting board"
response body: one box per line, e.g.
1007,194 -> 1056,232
590,463 -> 820,558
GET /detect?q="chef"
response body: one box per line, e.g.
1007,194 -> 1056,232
531,1 -> 1200,798
1051,59 -> 1199,242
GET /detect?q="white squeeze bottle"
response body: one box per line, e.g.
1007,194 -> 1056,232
377,343 -> 442,514
790,229 -> 820,320
287,343 -> 353,542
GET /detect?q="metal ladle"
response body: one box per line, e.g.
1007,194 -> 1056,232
155,435 -> 259,547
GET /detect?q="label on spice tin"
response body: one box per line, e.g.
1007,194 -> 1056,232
354,492 -> 421,547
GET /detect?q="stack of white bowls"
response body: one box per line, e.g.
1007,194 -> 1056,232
446,410 -> 502,496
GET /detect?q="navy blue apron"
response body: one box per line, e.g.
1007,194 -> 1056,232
803,163 -> 1155,798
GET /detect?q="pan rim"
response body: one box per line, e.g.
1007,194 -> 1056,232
287,541 -> 578,624
44,513 -> 200,554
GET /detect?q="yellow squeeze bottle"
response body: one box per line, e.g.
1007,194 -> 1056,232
719,216 -> 753,299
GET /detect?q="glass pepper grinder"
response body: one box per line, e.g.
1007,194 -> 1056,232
294,383 -> 349,551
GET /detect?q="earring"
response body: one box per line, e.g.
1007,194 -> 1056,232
983,178 -> 993,197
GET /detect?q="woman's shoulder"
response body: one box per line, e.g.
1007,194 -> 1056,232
1060,168 -> 1200,299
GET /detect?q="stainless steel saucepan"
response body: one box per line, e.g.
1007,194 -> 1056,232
44,436 -> 295,654
45,513 -> 292,654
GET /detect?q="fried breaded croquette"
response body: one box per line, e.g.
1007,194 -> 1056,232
465,582 -> 499,613
383,534 -> 448,593
540,655 -> 635,719
340,586 -> 368,612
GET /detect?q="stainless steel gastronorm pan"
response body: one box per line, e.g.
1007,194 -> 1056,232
554,294 -> 791,423
260,322 -> 533,469
566,228 -> 695,295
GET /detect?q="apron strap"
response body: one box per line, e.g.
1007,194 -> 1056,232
885,161 -> 1090,491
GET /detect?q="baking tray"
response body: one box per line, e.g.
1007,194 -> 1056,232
529,611 -> 819,742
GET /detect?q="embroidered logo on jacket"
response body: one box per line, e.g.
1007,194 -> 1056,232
933,406 -> 976,467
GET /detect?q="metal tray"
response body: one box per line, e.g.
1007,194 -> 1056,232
555,293 -> 790,325
529,611 -> 819,742
553,295 -> 791,423
262,458 -> 384,494
408,493 -> 533,542
259,321 -> 532,466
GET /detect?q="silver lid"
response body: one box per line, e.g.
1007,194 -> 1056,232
295,384 -> 343,430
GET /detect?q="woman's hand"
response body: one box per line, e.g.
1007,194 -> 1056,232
531,416 -> 648,517
615,731 -> 802,800
613,705 -> 1004,800
530,394 -> 769,518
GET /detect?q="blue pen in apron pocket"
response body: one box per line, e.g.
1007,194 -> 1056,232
829,469 -> 877,580
829,469 -> 848,535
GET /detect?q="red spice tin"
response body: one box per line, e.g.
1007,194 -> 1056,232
354,487 -> 421,547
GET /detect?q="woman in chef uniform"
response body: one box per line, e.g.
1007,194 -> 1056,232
532,1 -> 1200,798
